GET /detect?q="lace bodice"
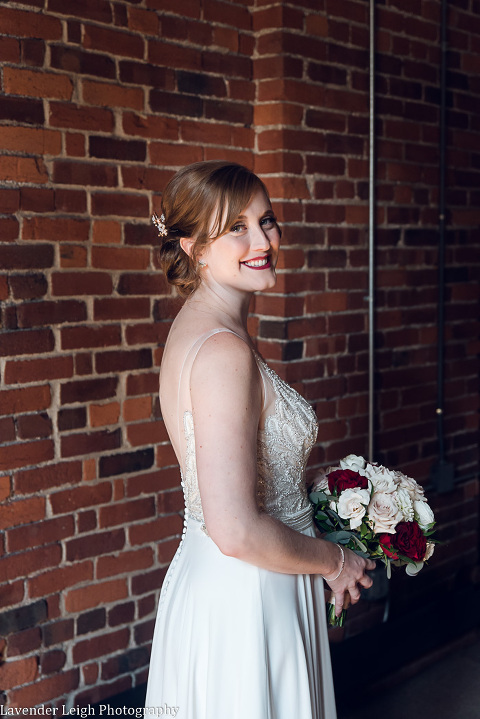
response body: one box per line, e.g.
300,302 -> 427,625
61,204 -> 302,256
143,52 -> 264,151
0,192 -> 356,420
181,351 -> 318,534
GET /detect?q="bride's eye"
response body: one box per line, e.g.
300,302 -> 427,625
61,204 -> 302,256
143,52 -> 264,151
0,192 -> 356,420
230,222 -> 247,233
260,215 -> 276,228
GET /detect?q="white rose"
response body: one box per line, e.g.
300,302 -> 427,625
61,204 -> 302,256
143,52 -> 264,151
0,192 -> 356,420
397,472 -> 425,502
395,487 -> 414,521
414,500 -> 435,530
339,454 -> 367,475
424,542 -> 435,561
337,488 -> 370,530
367,465 -> 396,494
367,492 -> 403,534
312,471 -> 329,493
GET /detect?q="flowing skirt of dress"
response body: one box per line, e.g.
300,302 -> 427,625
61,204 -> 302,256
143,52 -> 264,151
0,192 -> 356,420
145,512 -> 337,719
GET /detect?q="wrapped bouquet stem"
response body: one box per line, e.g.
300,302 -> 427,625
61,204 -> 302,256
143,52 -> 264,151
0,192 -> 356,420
310,454 -> 437,628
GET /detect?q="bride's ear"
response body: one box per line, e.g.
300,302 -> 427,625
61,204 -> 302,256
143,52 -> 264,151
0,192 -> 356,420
180,237 -> 195,259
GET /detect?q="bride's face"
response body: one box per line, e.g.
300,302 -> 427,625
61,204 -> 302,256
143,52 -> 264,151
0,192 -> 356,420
199,188 -> 280,295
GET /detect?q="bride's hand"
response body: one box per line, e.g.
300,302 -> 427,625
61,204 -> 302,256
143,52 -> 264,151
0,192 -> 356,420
323,546 -> 376,616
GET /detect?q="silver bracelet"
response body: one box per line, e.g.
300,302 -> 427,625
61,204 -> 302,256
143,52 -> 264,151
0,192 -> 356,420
321,544 -> 345,582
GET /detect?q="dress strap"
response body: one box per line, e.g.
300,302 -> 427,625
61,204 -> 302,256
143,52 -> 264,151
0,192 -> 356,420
176,328 -> 268,446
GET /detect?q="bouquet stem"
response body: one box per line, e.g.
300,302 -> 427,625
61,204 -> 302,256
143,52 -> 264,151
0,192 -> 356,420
327,593 -> 350,628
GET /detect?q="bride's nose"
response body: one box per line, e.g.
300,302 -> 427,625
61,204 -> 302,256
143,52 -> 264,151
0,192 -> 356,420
250,224 -> 271,251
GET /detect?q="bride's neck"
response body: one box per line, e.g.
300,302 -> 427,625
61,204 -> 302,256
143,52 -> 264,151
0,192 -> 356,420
185,283 -> 252,330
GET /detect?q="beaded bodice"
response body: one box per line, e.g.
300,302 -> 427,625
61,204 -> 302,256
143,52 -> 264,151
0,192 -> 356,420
181,352 -> 318,534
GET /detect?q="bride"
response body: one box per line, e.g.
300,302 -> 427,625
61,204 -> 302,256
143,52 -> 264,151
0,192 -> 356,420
145,161 -> 375,719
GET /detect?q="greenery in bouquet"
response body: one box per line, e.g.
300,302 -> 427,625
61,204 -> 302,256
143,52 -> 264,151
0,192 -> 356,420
309,454 -> 437,628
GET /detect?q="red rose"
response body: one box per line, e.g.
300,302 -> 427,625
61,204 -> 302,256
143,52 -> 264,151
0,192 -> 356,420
328,468 -> 368,494
378,533 -> 399,560
391,521 -> 427,562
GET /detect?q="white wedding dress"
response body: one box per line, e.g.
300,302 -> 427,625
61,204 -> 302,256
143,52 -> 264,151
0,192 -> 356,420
145,329 -> 337,719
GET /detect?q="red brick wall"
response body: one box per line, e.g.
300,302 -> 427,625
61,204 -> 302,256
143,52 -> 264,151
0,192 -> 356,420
0,0 -> 479,708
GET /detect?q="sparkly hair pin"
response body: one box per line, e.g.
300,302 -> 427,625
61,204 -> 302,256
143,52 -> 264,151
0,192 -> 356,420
152,212 -> 168,237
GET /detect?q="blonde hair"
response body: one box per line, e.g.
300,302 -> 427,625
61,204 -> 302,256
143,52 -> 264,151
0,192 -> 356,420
157,161 -> 269,297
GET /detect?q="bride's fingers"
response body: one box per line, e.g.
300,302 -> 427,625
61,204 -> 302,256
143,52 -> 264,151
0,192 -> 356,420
358,572 -> 374,589
333,592 -> 345,616
347,586 -> 361,604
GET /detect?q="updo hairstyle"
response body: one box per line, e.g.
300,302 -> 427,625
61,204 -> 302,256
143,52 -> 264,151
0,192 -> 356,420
157,160 -> 269,297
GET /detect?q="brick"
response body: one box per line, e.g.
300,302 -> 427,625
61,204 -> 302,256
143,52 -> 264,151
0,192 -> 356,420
60,377 -> 118,405
53,160 -> 117,187
7,627 -> 42,658
99,497 -> 155,529
148,39 -> 201,72
131,567 -> 167,596
20,187 -> 55,213
91,246 -> 150,271
29,561 -> 93,599
50,482 -> 112,515
8,669 -> 79,708
129,514 -> 183,546
41,649 -> 66,675
99,448 -> 155,479
73,627 -> 129,664
66,529 -> 124,561
61,324 -> 121,350
3,67 -> 73,100
94,297 -> 151,321
0,599 -> 47,636
0,384 -> 51,416
0,155 -> 48,183
48,0 -> 112,23
97,547 -> 153,579
8,515 -> 74,553
65,579 -> 128,613
49,102 -> 114,132
122,396 -> 152,422
42,619 -> 74,647
84,24 -> 144,57
16,413 -> 52,439
60,428 -> 122,459
122,112 -> 179,140
0,7 -> 62,39
89,402 -> 120,428
0,544 -> 61,583
0,657 -> 38,691
77,607 -> 106,636
16,300 -> 87,328
101,645 -> 149,682
14,460 -> 82,494
83,79 -> 144,110
0,439 -> 54,472
108,601 -> 135,627
5,356 -> 73,384
0,217 -> 19,241
95,349 -> 152,374
127,420 -> 168,447
52,272 -> 112,296
50,45 -> 115,79
91,192 -> 149,217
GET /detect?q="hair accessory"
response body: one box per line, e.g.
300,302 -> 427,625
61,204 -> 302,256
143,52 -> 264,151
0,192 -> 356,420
321,544 -> 345,582
198,260 -> 207,268
152,213 -> 168,237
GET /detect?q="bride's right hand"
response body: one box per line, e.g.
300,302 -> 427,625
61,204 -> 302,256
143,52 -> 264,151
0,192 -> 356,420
322,545 -> 376,616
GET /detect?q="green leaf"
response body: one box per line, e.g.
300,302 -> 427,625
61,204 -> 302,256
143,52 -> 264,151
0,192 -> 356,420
323,530 -> 355,544
309,491 -> 328,504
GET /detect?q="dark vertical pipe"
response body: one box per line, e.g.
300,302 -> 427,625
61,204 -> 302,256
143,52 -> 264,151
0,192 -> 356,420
368,0 -> 375,463
432,0 -> 454,492
436,0 -> 447,462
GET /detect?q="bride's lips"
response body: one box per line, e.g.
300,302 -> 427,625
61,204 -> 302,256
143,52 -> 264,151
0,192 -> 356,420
240,255 -> 272,270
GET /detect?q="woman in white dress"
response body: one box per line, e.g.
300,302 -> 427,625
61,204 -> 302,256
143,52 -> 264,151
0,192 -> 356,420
145,161 -> 375,719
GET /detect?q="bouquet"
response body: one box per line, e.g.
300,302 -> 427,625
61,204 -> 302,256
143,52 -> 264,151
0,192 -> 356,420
309,454 -> 436,627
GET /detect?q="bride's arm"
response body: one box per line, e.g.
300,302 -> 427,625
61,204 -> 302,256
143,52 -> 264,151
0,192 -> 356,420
190,332 -> 374,608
